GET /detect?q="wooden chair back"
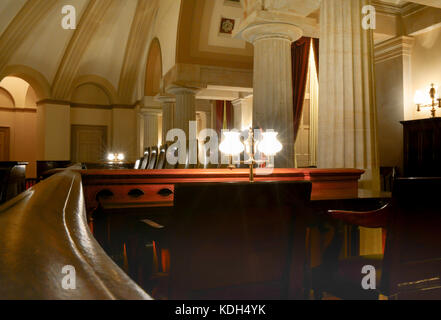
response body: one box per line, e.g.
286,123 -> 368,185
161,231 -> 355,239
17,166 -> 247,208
0,163 -> 27,204
382,178 -> 441,299
169,181 -> 312,299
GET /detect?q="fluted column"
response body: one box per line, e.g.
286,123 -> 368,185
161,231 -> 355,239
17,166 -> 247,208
319,0 -> 381,256
241,23 -> 303,168
155,95 -> 176,143
318,0 -> 380,191
231,98 -> 243,130
166,86 -> 198,141
140,108 -> 161,148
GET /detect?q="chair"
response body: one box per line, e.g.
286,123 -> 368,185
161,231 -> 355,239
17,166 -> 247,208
312,178 -> 441,300
134,159 -> 141,170
147,146 -> 158,170
155,145 -> 167,169
140,148 -> 150,170
0,163 -> 27,204
165,181 -> 312,299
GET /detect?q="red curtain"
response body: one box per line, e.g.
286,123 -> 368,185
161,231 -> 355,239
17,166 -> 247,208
292,37 -> 311,143
215,100 -> 234,137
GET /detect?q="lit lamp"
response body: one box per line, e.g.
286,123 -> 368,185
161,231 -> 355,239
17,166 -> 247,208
107,152 -> 125,163
219,131 -> 244,169
219,127 -> 283,182
415,84 -> 441,118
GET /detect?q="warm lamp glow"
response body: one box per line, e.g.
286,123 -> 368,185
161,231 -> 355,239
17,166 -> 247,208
107,152 -> 125,162
414,90 -> 425,105
219,131 -> 244,156
257,131 -> 283,156
107,153 -> 116,161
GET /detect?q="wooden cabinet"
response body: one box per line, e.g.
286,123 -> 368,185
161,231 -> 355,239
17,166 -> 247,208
401,118 -> 441,177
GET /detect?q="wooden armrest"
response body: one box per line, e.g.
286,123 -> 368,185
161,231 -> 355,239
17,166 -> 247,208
328,204 -> 390,228
141,219 -> 165,229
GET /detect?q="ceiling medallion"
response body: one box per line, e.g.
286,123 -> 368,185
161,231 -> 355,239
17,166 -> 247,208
220,18 -> 235,34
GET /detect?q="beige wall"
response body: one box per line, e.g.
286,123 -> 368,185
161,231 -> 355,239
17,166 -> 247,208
37,103 -> 70,161
0,76 -> 37,178
375,57 -> 405,171
410,26 -> 441,120
111,108 -> 137,162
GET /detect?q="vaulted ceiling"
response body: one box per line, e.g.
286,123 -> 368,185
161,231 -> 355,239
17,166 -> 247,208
0,0 -> 439,105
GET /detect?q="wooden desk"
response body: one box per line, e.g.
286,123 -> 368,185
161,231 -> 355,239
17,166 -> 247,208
81,168 -> 365,219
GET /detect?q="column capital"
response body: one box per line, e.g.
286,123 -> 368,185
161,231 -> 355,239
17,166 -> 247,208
138,107 -> 162,117
166,85 -> 199,96
239,22 -> 303,44
154,93 -> 176,104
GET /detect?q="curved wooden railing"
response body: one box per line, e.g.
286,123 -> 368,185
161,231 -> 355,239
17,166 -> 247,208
0,170 -> 151,300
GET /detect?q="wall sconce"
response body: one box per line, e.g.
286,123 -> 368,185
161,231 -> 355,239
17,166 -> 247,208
220,127 -> 283,182
415,84 -> 441,118
107,153 -> 125,162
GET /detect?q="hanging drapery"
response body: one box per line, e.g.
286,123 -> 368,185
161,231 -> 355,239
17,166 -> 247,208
292,37 -> 311,143
215,100 -> 234,137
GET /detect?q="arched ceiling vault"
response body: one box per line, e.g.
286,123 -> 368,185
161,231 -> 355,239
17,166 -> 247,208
118,0 -> 159,103
0,0 -> 440,106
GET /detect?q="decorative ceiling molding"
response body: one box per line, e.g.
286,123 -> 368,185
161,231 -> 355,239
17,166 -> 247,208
52,0 -> 114,100
374,36 -> 415,63
373,1 -> 425,16
118,0 -> 159,104
0,0 -> 57,76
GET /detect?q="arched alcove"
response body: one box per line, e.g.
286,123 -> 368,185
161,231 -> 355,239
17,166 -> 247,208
0,65 -> 51,101
145,38 -> 163,96
0,87 -> 15,108
0,76 -> 38,177
70,75 -> 118,105
71,83 -> 112,106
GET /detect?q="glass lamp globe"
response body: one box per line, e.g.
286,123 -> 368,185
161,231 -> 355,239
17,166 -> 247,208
219,131 -> 244,156
257,131 -> 283,156
107,153 -> 116,161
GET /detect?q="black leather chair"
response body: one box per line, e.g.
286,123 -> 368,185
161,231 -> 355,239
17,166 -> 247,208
155,145 -> 167,169
140,148 -> 150,170
312,178 -> 441,300
0,162 -> 27,204
147,146 -> 158,170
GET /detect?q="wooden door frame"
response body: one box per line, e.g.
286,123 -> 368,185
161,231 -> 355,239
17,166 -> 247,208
71,125 -> 108,163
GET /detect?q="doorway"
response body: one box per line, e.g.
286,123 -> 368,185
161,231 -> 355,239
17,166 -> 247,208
0,127 -> 10,161
71,125 -> 107,163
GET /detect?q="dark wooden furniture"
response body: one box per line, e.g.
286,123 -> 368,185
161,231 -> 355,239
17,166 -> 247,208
401,118 -> 441,177
0,170 -> 151,299
0,162 -> 27,204
167,181 -> 312,300
312,178 -> 441,300
36,160 -> 71,179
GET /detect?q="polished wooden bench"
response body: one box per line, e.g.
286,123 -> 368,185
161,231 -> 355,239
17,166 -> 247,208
0,170 -> 151,300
